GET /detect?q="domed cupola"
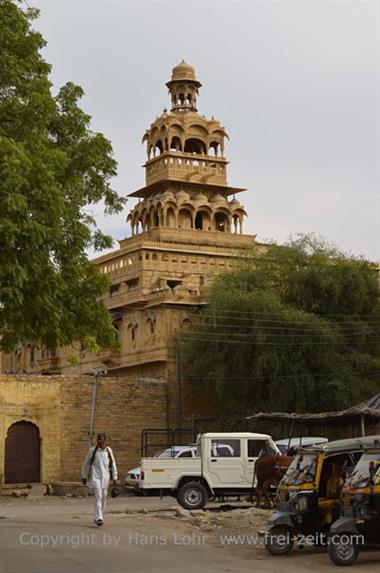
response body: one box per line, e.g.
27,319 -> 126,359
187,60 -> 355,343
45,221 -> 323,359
176,189 -> 190,203
171,61 -> 197,82
193,190 -> 208,204
166,60 -> 202,113
229,197 -> 241,209
161,190 -> 175,202
210,193 -> 227,204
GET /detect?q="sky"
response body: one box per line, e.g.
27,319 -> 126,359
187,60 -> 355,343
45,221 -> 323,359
30,0 -> 379,261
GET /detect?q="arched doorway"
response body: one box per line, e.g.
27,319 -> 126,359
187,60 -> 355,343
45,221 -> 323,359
5,421 -> 41,483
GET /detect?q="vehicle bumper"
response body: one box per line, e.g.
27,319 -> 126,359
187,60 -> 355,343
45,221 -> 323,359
124,479 -> 141,492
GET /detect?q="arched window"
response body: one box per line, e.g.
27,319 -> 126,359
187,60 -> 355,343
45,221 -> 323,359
184,138 -> 206,154
155,139 -> 163,155
233,214 -> 240,234
214,212 -> 229,233
195,210 -> 211,231
128,323 -> 138,342
147,316 -> 156,335
178,209 -> 192,229
209,142 -> 219,157
166,207 -> 176,227
170,136 -> 182,152
113,317 -> 122,342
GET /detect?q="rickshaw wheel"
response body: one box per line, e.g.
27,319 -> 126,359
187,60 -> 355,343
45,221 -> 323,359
328,535 -> 359,566
265,525 -> 294,555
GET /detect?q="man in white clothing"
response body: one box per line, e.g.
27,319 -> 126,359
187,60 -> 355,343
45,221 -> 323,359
81,432 -> 118,526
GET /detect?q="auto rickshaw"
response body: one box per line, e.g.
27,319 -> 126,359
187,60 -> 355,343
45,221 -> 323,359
264,435 -> 380,555
328,445 -> 380,566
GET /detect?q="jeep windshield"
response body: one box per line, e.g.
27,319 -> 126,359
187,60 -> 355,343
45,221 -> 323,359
345,453 -> 380,489
282,453 -> 318,486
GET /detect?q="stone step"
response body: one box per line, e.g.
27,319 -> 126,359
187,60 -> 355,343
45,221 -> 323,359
1,483 -> 32,496
48,482 -> 90,497
1,483 -> 31,489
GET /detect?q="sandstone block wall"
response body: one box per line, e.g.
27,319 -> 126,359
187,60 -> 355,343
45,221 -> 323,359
0,375 -> 167,484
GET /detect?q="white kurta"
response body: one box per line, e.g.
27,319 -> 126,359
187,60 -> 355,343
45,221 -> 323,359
81,446 -> 118,487
81,446 -> 118,522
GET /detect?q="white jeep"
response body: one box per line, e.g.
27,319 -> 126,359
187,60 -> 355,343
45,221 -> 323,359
136,432 -> 279,509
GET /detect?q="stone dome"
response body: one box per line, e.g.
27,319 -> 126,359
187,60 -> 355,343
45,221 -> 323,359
176,189 -> 190,202
171,60 -> 197,82
160,190 -> 175,201
193,191 -> 208,204
229,198 -> 241,208
210,193 -> 227,204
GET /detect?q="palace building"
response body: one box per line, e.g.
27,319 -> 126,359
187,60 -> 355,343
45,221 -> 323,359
2,62 -> 258,431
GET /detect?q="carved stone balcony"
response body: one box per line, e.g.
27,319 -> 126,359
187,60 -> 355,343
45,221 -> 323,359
145,152 -> 228,186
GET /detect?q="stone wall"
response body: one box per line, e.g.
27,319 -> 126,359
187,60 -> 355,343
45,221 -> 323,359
0,375 -> 167,485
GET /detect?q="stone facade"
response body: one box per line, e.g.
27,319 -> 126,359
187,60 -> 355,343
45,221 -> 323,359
1,61 -> 258,432
0,375 -> 167,485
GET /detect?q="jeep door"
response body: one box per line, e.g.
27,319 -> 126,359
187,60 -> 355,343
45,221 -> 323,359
204,438 -> 243,487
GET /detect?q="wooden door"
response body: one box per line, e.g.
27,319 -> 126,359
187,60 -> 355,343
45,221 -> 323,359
5,422 -> 40,483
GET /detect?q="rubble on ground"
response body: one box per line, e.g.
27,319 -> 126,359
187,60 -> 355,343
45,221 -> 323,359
27,484 -> 47,501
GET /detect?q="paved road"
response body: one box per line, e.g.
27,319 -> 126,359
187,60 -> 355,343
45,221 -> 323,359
0,496 -> 379,573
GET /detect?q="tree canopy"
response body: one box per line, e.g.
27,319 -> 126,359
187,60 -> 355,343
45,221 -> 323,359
0,1 -> 126,351
183,234 -> 380,424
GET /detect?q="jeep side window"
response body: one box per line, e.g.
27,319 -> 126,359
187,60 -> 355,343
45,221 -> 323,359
211,439 -> 241,457
248,439 -> 273,457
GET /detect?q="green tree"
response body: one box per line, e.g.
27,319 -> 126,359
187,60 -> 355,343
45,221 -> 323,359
183,234 -> 380,424
0,1 -> 126,351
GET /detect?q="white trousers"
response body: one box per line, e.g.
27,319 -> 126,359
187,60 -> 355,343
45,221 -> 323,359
93,485 -> 108,521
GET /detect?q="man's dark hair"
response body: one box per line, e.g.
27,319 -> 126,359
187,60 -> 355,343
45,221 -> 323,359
97,432 -> 107,439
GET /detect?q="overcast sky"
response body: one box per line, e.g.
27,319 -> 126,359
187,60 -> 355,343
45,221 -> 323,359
31,0 -> 378,261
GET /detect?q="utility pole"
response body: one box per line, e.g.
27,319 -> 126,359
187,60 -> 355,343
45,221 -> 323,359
175,336 -> 182,431
85,369 -> 106,448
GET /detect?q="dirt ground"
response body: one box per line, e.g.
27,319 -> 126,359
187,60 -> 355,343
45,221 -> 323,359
0,494 -> 379,573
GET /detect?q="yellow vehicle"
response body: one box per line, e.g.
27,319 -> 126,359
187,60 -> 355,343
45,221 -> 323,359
265,436 -> 380,555
328,446 -> 380,566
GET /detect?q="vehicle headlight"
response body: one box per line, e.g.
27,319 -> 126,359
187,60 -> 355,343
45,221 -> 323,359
289,495 -> 297,514
291,495 -> 309,514
297,496 -> 309,513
